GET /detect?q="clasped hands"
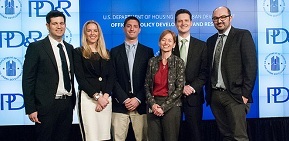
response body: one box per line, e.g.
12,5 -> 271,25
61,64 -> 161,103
152,104 -> 164,116
124,97 -> 140,111
95,93 -> 109,112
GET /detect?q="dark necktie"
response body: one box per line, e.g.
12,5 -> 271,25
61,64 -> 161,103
57,43 -> 71,92
211,35 -> 224,87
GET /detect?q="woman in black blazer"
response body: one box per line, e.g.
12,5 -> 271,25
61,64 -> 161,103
73,20 -> 115,141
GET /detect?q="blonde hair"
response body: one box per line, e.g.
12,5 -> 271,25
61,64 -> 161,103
81,20 -> 109,60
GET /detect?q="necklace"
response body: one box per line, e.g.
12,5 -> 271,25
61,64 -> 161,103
161,61 -> 167,69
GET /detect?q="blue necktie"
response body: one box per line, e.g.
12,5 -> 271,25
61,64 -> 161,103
57,43 -> 71,92
127,45 -> 135,93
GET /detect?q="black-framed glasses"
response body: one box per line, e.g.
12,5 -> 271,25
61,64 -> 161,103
212,15 -> 231,22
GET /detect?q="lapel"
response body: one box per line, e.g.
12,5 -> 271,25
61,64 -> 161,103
209,34 -> 219,70
186,36 -> 195,66
133,43 -> 143,75
120,43 -> 130,76
174,36 -> 195,67
42,36 -> 58,71
63,41 -> 73,73
173,37 -> 181,57
221,26 -> 236,62
219,27 -> 235,84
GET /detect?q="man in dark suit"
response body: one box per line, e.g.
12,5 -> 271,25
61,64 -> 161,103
173,9 -> 208,141
110,16 -> 154,141
22,10 -> 76,141
205,6 -> 257,141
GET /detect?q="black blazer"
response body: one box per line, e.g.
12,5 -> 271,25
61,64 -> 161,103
173,36 -> 208,106
205,27 -> 257,105
22,36 -> 76,115
110,43 -> 154,114
73,47 -> 115,97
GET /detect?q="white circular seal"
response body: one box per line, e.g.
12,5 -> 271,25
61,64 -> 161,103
264,52 -> 286,75
0,56 -> 23,80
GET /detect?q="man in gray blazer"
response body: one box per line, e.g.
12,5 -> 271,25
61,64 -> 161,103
206,6 -> 257,141
22,10 -> 76,141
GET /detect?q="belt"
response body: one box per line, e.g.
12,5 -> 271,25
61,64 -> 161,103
55,95 -> 70,99
212,87 -> 227,91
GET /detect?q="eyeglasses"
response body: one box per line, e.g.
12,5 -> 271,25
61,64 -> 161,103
212,15 -> 231,22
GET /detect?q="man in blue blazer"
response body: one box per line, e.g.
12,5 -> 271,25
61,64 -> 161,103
110,16 -> 154,141
173,9 -> 208,141
22,10 -> 76,141
205,6 -> 257,141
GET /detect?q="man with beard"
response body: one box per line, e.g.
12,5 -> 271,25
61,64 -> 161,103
206,6 -> 257,141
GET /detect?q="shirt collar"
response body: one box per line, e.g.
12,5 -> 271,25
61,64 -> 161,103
219,25 -> 231,36
48,35 -> 64,47
125,41 -> 138,50
178,34 -> 190,43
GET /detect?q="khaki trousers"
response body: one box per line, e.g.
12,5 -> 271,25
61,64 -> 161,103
112,111 -> 147,141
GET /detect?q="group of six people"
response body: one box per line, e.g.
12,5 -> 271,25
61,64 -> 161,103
22,6 -> 257,141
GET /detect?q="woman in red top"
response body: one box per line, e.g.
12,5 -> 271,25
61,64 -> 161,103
145,30 -> 185,141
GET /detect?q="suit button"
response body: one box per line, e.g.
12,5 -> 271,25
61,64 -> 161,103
129,80 -> 131,83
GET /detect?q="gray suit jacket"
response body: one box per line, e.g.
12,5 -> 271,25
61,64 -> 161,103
205,26 -> 257,105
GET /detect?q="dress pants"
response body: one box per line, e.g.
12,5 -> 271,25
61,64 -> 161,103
210,90 -> 249,141
181,100 -> 203,141
35,97 -> 73,141
147,97 -> 181,141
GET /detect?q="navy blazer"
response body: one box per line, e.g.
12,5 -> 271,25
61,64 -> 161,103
22,36 -> 76,115
205,27 -> 257,105
173,36 -> 208,106
110,43 -> 154,114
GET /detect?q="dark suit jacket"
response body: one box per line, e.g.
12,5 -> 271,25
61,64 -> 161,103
73,47 -> 115,97
22,36 -> 76,115
110,43 -> 154,114
205,27 -> 257,105
173,36 -> 208,106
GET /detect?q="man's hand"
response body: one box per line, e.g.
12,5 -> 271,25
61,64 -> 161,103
125,97 -> 140,111
183,85 -> 195,96
29,111 -> 41,123
242,96 -> 248,104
